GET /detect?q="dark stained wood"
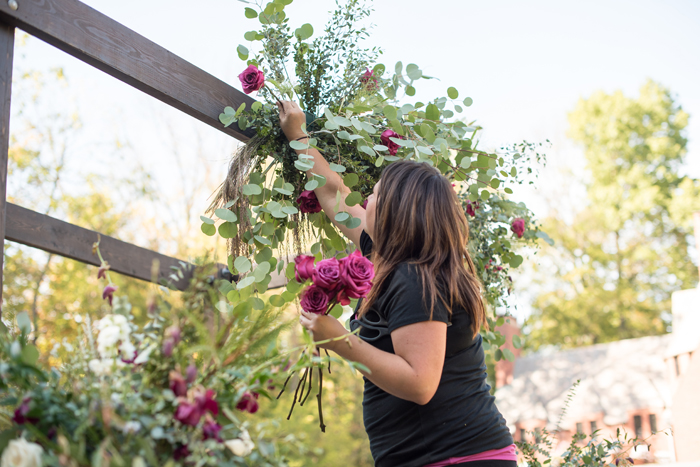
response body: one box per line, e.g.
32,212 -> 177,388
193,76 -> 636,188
5,203 -> 195,290
0,22 -> 14,300
0,0 -> 256,141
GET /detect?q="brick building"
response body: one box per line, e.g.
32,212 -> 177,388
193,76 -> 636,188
494,288 -> 699,463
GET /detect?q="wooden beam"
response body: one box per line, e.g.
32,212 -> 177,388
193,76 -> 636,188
0,0 -> 255,142
5,203 -> 196,290
0,22 -> 14,302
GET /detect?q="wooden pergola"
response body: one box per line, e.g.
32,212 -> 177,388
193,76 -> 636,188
0,0 -> 259,295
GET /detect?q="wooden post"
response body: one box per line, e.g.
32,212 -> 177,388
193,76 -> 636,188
0,22 -> 14,305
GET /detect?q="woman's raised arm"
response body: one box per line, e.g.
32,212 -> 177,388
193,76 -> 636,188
277,101 -> 366,246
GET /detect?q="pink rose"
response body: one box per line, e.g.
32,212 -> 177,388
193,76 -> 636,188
294,255 -> 315,283
236,391 -> 260,414
511,218 -> 525,238
238,65 -> 265,94
339,250 -> 374,299
296,190 -> 322,214
380,129 -> 402,156
360,68 -> 379,91
300,284 -> 330,315
466,201 -> 479,217
313,258 -> 341,290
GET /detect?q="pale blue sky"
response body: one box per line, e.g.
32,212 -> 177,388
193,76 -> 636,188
9,0 -> 700,318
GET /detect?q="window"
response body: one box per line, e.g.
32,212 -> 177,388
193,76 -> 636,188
520,428 -> 526,442
576,423 -> 583,434
634,415 -> 643,438
649,414 -> 657,433
590,421 -> 598,435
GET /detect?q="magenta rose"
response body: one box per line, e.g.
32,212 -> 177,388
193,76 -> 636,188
174,400 -> 203,426
511,218 -> 525,238
466,201 -> 479,217
296,190 -> 322,214
361,199 -> 368,210
300,284 -> 330,314
294,255 -> 315,283
313,258 -> 341,290
169,371 -> 187,397
202,419 -> 223,442
238,65 -> 265,94
380,129 -> 402,156
173,444 -> 190,461
236,391 -> 260,414
339,250 -> 374,299
360,68 -> 379,91
195,389 -> 219,416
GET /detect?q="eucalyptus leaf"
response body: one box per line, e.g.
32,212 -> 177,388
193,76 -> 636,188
447,87 -> 459,99
234,256 -> 252,274
215,208 -> 238,222
236,276 -> 256,290
329,163 -> 346,172
343,173 -> 359,188
201,223 -> 216,236
200,215 -> 215,225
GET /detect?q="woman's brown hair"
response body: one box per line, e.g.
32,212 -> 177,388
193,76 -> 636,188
359,160 -> 487,337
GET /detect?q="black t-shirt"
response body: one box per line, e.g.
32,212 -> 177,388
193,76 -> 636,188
350,231 -> 513,467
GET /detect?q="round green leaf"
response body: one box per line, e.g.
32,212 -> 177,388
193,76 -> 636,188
504,187 -> 513,194
406,85 -> 416,96
447,87 -> 459,99
335,212 -> 350,222
234,256 -> 252,274
383,105 -> 397,120
406,63 -> 422,80
463,97 -> 473,107
21,344 -> 39,366
270,295 -> 286,307
218,222 -> 238,239
242,184 -> 262,196
200,215 -> 215,225
426,103 -> 440,121
343,173 -> 359,188
237,44 -> 249,60
345,191 -> 363,206
201,223 -> 216,236
215,208 -> 238,223
329,163 -> 346,172
245,7 -> 258,18
244,30 -> 257,41
236,276 -> 256,290
330,304 -> 343,318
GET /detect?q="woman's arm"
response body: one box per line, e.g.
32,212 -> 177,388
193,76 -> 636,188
299,312 -> 447,405
277,101 -> 366,246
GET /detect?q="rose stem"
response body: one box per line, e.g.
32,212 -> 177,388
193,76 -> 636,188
300,364 -> 313,406
324,349 -> 331,373
287,368 -> 307,420
276,371 -> 295,399
317,367 -> 326,433
297,367 -> 309,403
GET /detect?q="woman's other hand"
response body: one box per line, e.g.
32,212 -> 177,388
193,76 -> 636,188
299,311 -> 348,350
277,101 -> 307,141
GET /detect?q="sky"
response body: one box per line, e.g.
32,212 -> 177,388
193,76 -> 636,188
8,0 -> 700,319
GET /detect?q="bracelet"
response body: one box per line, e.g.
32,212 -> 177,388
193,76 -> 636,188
295,136 -> 309,141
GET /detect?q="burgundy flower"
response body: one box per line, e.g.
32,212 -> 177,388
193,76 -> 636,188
339,250 -> 374,299
195,389 -> 219,416
361,199 -> 368,210
186,364 -> 197,384
102,284 -> 117,306
162,338 -> 175,358
300,285 -> 330,315
380,129 -> 402,156
174,400 -> 203,426
173,444 -> 190,461
336,288 -> 351,306
121,349 -> 138,364
12,397 -> 38,425
360,68 -> 379,91
202,418 -> 223,442
296,190 -> 322,214
97,263 -> 110,280
165,325 -> 181,344
170,371 -> 188,397
466,201 -> 479,217
236,391 -> 260,414
238,65 -> 265,94
312,258 -> 341,291
294,255 -> 316,283
511,218 -> 525,238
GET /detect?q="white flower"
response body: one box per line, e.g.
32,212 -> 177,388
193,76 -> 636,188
88,358 -> 115,375
122,421 -> 141,434
225,429 -> 255,457
551,456 -> 565,467
119,341 -> 136,362
1,438 -> 43,467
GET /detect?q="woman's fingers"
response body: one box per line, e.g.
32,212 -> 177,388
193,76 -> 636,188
276,100 -> 285,115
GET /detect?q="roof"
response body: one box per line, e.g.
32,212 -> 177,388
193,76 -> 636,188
495,334 -> 674,428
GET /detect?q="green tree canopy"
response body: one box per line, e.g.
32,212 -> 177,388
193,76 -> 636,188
527,80 -> 699,349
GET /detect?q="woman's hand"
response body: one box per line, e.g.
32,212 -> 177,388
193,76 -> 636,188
298,311 -> 348,350
277,101 -> 307,141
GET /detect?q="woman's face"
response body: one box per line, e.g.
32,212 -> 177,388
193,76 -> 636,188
365,180 -> 380,240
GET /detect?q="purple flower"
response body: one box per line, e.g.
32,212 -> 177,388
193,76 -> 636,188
296,190 -> 323,214
185,364 -> 197,384
169,371 -> 188,397
294,255 -> 316,283
238,65 -> 265,94
466,201 -> 479,217
174,400 -> 202,426
339,250 -> 374,299
12,397 -> 38,425
511,218 -> 525,238
102,284 -> 117,306
165,325 -> 181,344
300,285 -> 330,315
162,339 -> 175,358
360,68 -> 379,91
173,444 -> 190,461
312,258 -> 341,291
203,418 -> 223,442
236,391 -> 260,414
97,263 -> 110,279
380,129 -> 402,156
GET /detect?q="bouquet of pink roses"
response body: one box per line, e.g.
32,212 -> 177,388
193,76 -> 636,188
295,250 -> 375,315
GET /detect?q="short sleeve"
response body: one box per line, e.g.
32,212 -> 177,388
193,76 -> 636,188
381,263 -> 450,333
359,230 -> 373,257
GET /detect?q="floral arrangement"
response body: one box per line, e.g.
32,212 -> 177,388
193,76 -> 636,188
0,241 -> 298,466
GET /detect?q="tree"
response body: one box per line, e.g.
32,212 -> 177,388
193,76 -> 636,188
526,80 -> 698,349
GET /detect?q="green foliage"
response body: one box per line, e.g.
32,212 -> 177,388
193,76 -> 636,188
527,80 -> 698,349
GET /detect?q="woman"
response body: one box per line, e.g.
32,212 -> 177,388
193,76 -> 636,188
277,101 -> 516,467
